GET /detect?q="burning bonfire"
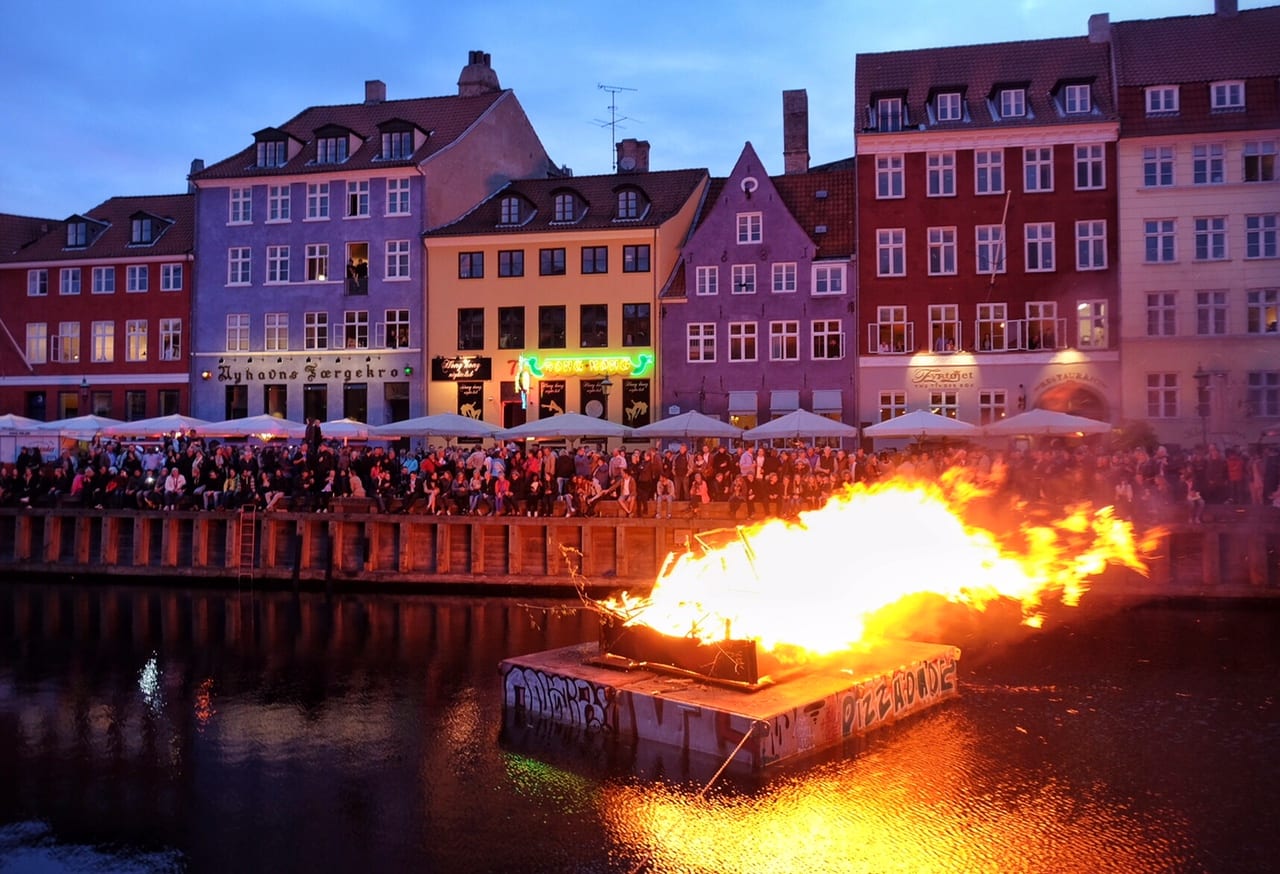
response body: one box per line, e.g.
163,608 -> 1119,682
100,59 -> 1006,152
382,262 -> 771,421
592,472 -> 1154,686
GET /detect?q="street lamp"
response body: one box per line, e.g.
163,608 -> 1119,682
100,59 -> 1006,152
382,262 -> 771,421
79,377 -> 89,414
1194,365 -> 1210,448
599,376 -> 613,397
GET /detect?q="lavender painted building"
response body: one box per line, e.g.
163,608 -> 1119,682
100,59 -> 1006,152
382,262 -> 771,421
188,52 -> 554,424
660,99 -> 856,437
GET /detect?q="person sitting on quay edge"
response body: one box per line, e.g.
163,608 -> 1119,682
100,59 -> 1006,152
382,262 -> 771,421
162,467 -> 187,510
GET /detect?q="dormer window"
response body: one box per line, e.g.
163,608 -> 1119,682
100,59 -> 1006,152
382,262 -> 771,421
874,97 -> 904,132
1145,85 -> 1180,115
1063,84 -> 1091,114
256,139 -> 287,168
66,221 -> 87,248
936,92 -> 962,122
1210,80 -> 1244,110
500,196 -> 521,225
553,193 -> 576,222
316,135 -> 348,164
381,130 -> 413,160
616,189 -> 642,219
1000,89 -> 1026,118
132,217 -> 154,245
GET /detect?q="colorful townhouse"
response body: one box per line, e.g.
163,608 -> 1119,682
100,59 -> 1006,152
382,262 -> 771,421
1110,1 -> 1280,447
422,139 -> 707,429
854,26 -> 1120,430
0,195 -> 195,421
660,91 -> 857,431
188,51 -> 554,425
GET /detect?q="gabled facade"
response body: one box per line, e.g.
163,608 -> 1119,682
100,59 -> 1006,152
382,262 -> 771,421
188,52 -> 554,425
661,131 -> 856,432
854,30 -> 1120,434
0,195 -> 194,420
423,140 -> 708,428
1109,1 -> 1280,447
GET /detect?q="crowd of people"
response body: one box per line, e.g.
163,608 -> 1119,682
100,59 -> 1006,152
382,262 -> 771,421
2,433 -> 1279,527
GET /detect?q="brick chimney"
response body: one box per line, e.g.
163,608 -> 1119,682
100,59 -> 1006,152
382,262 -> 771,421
365,79 -> 386,104
458,50 -> 501,97
615,138 -> 649,173
1087,12 -> 1110,43
783,89 -> 809,175
1215,0 -> 1238,17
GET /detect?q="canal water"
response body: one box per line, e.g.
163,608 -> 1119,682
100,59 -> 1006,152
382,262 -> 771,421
0,582 -> 1276,873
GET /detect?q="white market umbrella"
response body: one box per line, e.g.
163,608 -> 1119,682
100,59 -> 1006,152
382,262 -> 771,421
104,413 -> 210,438
191,414 -> 308,440
370,412 -> 500,440
863,409 -> 980,440
36,413 -> 123,441
742,408 -> 858,441
499,411 -> 632,441
319,417 -> 372,441
630,410 -> 743,441
0,413 -> 46,432
983,408 -> 1111,437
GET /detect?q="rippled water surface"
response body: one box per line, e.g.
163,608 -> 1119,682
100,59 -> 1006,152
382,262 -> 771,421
0,583 -> 1276,873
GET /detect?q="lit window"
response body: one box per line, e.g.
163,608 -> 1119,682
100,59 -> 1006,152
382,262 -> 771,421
344,310 -> 369,349
1246,288 -> 1279,334
305,312 -> 329,350
346,180 -> 369,217
306,244 -> 329,281
728,322 -> 757,362
125,319 -> 146,362
26,323 -> 48,364
1244,141 -> 1277,183
811,320 -> 844,360
265,313 -> 289,352
687,323 -> 716,362
160,319 -> 181,361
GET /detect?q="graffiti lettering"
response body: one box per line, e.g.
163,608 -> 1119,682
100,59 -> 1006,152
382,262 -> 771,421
502,665 -> 612,731
842,651 -> 960,736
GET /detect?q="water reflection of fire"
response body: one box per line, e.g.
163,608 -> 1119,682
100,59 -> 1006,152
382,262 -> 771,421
599,475 -> 1152,662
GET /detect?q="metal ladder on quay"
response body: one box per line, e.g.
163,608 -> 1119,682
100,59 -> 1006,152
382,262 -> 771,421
237,505 -> 257,587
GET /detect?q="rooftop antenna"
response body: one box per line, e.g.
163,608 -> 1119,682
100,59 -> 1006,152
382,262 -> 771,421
595,83 -> 637,171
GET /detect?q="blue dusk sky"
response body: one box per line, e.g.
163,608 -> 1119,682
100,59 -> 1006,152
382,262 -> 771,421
0,0 -> 1268,219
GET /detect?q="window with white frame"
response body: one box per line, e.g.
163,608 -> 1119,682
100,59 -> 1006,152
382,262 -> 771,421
1064,84 -> 1091,114
1077,300 -> 1108,348
976,302 -> 1008,351
1246,214 -> 1278,259
1076,220 -> 1107,270
769,321 -> 798,361
54,322 -> 79,363
928,227 -> 957,275
929,304 -> 960,351
737,213 -> 762,244
132,217 -> 154,245
267,185 -> 290,222
346,180 -> 369,217
1025,223 -> 1055,272
1196,290 -> 1228,335
1145,86 -> 1179,114
126,319 -> 146,362
1143,146 -> 1175,187
306,244 -> 329,281
812,319 -> 844,360
227,248 -> 251,285
66,221 -> 87,248
876,154 -> 904,198
1024,146 -> 1053,192
879,391 -> 907,421
161,264 -> 182,291
1146,292 -> 1176,337
257,139 -> 287,168
381,130 -> 412,160
813,264 -> 844,295
1210,80 -> 1244,110
1075,144 -> 1105,189
687,323 -> 715,362
127,265 -> 148,292
929,390 -> 959,418
59,267 -> 80,295
27,269 -> 47,297
731,264 -> 756,294
386,177 -> 411,215
1246,288 -> 1279,334
92,266 -> 114,294
499,196 -> 521,225
695,265 -> 718,296
772,262 -> 796,293
386,240 -> 410,279
267,246 -> 290,283
305,312 -> 329,350
975,149 -> 1004,194
936,91 -> 962,121
875,305 -> 909,353
875,97 -> 903,132
229,188 -> 251,224
265,313 -> 288,351
226,314 -> 249,352
1144,220 -> 1176,263
316,135 -> 348,164
384,309 -> 410,348
1246,371 -> 1280,417
160,318 -> 181,361
1244,140 -> 1277,183
1146,373 -> 1178,418
306,183 -> 330,219
1194,217 -> 1228,261
877,228 -> 905,277
25,323 -> 47,364
927,151 -> 955,196
1193,144 -> 1225,184
343,310 -> 369,349
978,389 -> 1007,426
1026,302 -> 1059,350
1000,89 -> 1025,118
975,225 -> 1005,274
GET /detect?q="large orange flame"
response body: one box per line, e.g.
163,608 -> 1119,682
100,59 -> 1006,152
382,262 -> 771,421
600,474 -> 1151,658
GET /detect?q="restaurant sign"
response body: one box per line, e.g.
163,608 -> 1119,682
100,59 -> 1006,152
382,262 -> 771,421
432,356 -> 492,381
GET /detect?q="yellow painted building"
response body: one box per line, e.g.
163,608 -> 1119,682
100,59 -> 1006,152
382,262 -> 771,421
423,141 -> 708,429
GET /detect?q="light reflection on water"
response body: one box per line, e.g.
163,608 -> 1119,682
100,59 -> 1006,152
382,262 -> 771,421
0,584 -> 1276,873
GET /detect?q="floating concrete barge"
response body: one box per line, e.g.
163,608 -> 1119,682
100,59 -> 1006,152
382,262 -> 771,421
500,638 -> 961,774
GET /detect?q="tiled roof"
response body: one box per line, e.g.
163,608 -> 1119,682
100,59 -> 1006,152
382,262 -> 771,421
424,168 -> 710,237
193,91 -> 509,181
772,164 -> 856,259
0,213 -> 55,257
855,35 -> 1115,133
1112,6 -> 1280,85
2,194 -> 194,263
